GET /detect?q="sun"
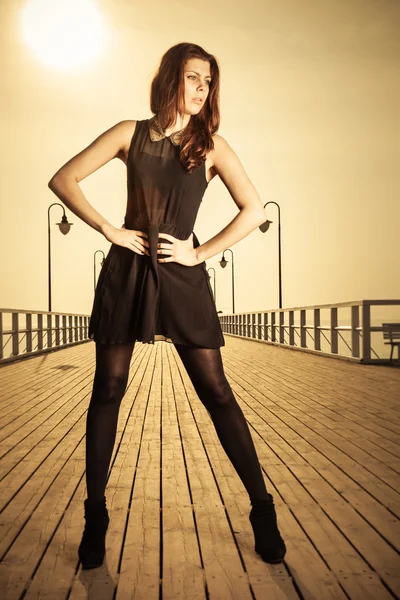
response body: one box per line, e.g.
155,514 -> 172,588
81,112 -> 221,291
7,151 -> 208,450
20,0 -> 106,70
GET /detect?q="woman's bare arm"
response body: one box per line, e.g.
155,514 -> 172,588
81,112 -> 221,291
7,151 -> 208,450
48,120 -> 136,237
194,135 -> 266,263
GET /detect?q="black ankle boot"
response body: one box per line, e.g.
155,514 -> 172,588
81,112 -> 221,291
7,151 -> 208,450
78,496 -> 110,569
249,494 -> 286,564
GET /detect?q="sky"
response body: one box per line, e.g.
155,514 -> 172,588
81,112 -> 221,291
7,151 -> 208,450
0,0 -> 399,322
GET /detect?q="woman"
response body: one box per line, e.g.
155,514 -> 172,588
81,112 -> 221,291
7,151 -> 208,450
48,42 -> 286,569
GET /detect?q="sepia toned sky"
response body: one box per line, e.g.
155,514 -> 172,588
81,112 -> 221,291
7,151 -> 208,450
0,0 -> 399,317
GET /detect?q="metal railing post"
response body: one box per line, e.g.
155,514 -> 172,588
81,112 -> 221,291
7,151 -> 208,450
331,307 -> 338,354
351,305 -> 360,358
362,301 -> 371,363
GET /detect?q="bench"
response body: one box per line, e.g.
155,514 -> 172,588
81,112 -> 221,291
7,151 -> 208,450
382,323 -> 400,363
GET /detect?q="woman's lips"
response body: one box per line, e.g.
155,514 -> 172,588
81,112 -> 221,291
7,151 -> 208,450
192,98 -> 202,104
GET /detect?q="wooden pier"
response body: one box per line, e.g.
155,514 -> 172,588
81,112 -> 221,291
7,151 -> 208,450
0,336 -> 399,599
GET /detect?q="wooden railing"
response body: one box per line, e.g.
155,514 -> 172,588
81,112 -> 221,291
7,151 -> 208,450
3,300 -> 399,366
218,299 -> 400,365
0,309 -> 90,365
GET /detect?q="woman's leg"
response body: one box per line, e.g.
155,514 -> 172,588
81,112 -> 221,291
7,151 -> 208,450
79,341 -> 136,569
173,344 -> 269,505
85,341 -> 135,502
173,344 -> 286,563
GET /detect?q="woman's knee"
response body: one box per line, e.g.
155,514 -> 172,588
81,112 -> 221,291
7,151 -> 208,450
198,377 -> 235,409
91,373 -> 129,406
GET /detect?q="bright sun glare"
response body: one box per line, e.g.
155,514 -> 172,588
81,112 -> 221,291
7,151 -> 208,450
20,0 -> 106,69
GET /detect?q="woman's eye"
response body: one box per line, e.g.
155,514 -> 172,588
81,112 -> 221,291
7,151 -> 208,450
188,76 -> 211,85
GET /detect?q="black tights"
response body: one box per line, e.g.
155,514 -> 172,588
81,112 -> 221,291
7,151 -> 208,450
85,342 -> 269,506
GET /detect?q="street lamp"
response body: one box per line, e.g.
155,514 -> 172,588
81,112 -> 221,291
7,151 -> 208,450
47,203 -> 73,312
94,250 -> 105,292
207,267 -> 216,304
259,201 -> 282,309
219,248 -> 235,314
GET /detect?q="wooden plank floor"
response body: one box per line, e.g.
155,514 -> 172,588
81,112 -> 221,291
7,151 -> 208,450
0,336 -> 399,600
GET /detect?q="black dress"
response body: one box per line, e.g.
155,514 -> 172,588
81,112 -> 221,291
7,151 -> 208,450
88,116 -> 225,348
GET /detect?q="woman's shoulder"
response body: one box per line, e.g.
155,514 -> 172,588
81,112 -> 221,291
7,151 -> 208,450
112,120 -> 140,164
204,134 -> 225,179
117,119 -> 137,141
211,133 -> 229,147
209,133 -> 232,162
207,133 -> 242,177
118,117 -> 151,148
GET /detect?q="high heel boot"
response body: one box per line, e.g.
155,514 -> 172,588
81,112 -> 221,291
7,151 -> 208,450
249,493 -> 286,563
78,496 -> 109,569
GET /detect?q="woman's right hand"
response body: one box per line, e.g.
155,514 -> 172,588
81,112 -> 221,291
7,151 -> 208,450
103,224 -> 150,256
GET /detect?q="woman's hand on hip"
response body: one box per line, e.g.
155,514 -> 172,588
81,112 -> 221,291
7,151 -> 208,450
157,232 -> 199,266
104,224 -> 150,256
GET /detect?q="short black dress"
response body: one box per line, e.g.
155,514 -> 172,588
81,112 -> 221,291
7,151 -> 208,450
88,116 -> 225,348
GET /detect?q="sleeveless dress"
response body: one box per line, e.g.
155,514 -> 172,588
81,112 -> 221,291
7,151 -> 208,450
88,117 -> 225,348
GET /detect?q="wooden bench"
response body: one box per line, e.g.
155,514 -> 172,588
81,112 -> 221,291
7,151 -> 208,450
382,322 -> 400,363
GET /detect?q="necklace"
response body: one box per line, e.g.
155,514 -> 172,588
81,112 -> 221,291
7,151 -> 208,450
148,115 -> 184,146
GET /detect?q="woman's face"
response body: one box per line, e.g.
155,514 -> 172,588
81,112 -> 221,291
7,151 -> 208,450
183,58 -> 212,115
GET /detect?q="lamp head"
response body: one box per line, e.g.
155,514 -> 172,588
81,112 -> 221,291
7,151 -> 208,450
220,258 -> 227,268
259,219 -> 273,234
57,214 -> 73,235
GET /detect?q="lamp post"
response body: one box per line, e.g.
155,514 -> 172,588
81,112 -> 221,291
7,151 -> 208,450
259,201 -> 282,309
207,267 -> 216,304
94,250 -> 105,292
48,203 -> 73,312
219,248 -> 235,314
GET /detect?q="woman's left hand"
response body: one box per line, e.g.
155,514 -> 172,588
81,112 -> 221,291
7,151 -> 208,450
157,232 -> 199,266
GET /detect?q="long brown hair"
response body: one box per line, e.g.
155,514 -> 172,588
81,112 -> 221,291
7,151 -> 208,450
150,42 -> 220,174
